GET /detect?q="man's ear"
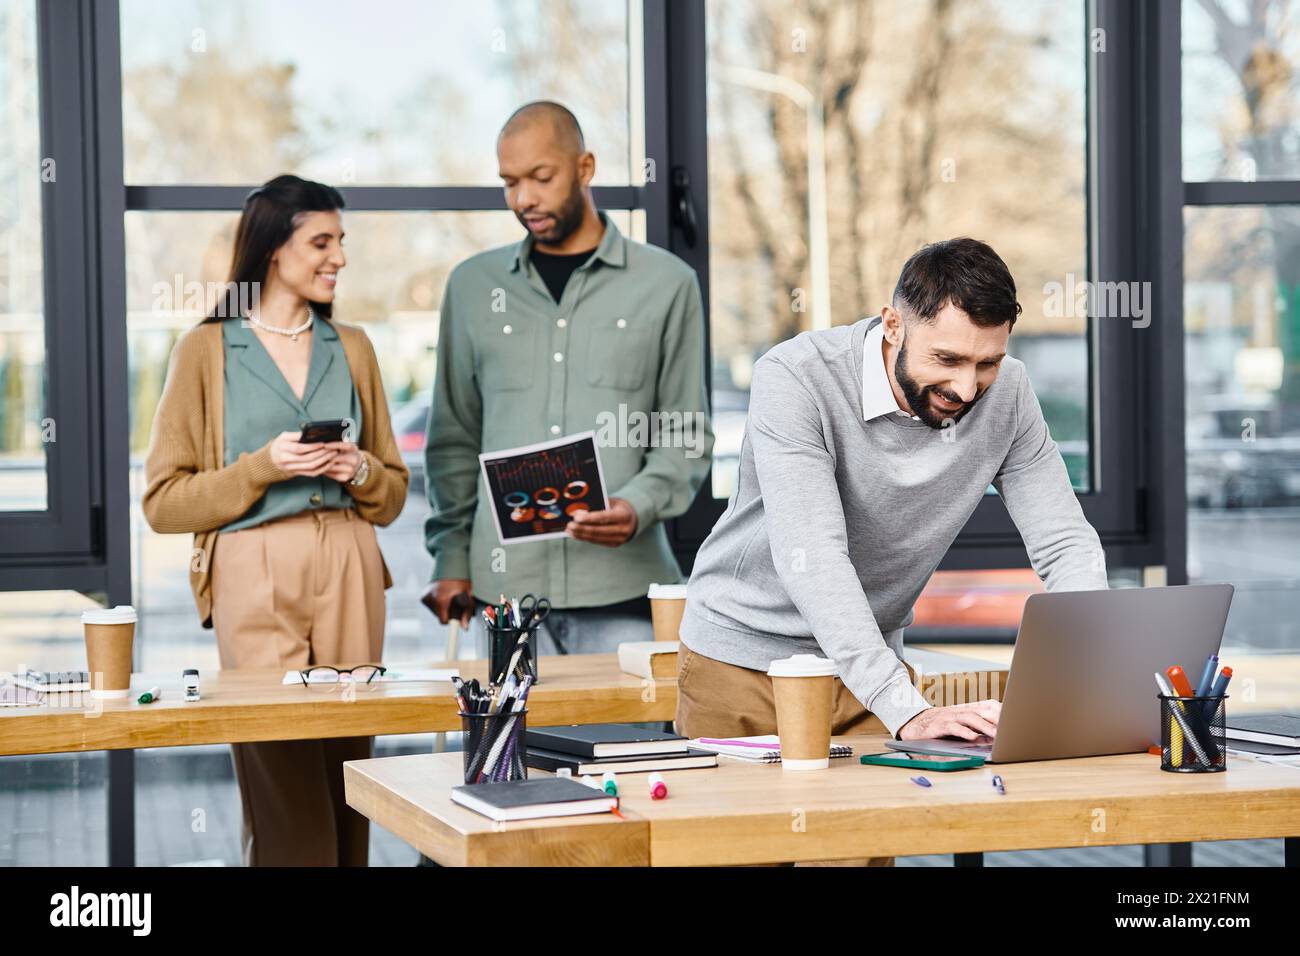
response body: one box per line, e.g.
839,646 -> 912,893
881,304 -> 905,346
577,151 -> 596,188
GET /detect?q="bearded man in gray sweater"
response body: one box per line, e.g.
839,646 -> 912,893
678,238 -> 1107,746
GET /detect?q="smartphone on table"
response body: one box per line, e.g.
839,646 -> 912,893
859,752 -> 985,771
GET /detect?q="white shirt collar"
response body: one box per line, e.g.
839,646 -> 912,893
862,317 -> 919,421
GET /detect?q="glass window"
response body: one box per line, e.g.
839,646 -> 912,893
119,0 -> 639,187
1183,0 -> 1300,181
0,590 -> 108,866
126,209 -> 642,668
1185,204 -> 1300,655
704,0 -> 1089,499
0,752 -> 108,865
0,0 -> 47,512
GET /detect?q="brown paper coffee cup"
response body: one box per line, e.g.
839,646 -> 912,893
768,655 -> 837,770
82,606 -> 137,698
647,583 -> 687,642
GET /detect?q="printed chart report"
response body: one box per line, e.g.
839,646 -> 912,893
479,431 -> 609,543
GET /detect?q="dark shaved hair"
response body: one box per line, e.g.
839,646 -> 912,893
892,238 -> 1021,329
498,100 -> 586,155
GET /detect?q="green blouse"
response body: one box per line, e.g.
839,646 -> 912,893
221,314 -> 362,532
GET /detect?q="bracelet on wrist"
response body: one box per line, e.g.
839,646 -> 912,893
349,454 -> 371,487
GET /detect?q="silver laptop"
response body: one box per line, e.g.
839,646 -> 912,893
886,584 -> 1234,763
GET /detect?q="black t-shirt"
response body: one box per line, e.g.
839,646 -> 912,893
530,248 -> 595,303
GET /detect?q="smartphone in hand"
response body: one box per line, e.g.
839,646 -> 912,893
299,419 -> 347,444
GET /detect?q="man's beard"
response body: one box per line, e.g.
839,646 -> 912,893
894,338 -> 984,429
517,181 -> 586,245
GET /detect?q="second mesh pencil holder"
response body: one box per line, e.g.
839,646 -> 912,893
487,625 -> 539,686
461,709 -> 529,784
1159,694 -> 1227,773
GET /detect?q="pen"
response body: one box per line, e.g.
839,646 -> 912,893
910,776 -> 931,788
137,686 -> 161,704
991,774 -> 1005,795
1194,655 -> 1219,698
1169,663 -> 1222,763
1204,665 -> 1232,720
478,718 -> 513,782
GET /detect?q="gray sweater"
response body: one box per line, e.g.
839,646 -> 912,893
682,316 -> 1107,736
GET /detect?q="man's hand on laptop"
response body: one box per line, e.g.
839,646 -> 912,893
897,700 -> 1001,741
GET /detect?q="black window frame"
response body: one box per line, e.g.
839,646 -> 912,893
0,0 -> 129,602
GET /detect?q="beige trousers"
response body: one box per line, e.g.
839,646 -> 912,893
675,643 -> 901,867
211,508 -> 386,867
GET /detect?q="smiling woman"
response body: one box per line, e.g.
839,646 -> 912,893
140,173 -> 410,866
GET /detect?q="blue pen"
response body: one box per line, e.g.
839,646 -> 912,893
1203,665 -> 1233,720
910,776 -> 931,788
991,774 -> 1005,795
1194,655 -> 1218,698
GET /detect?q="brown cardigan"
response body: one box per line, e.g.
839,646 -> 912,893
142,319 -> 410,628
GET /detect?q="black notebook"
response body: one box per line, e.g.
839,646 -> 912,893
526,746 -> 718,776
450,777 -> 618,822
1225,714 -> 1300,747
526,724 -> 689,758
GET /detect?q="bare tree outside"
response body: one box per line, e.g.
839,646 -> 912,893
705,0 -> 1088,496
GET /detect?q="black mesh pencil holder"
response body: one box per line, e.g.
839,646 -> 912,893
460,709 -> 529,785
487,625 -> 539,686
1158,694 -> 1227,773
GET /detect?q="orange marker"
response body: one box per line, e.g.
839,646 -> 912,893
1167,665 -> 1196,698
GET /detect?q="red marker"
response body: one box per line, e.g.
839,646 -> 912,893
1167,665 -> 1196,698
648,772 -> 668,800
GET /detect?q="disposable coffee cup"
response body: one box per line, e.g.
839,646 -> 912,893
768,655 -> 837,771
81,606 -> 137,699
647,583 -> 688,643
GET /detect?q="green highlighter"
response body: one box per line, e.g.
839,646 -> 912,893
860,752 -> 985,771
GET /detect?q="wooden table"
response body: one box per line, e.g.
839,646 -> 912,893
0,647 -> 1005,756
0,647 -> 1006,866
0,654 -> 679,756
344,733 -> 1300,866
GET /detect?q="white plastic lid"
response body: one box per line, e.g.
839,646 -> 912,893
647,583 -> 688,599
81,605 -> 137,625
767,654 -> 837,678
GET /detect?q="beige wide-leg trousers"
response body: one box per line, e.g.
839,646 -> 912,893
211,508 -> 386,867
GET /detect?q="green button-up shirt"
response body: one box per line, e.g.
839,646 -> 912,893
424,214 -> 713,608
222,314 -> 362,532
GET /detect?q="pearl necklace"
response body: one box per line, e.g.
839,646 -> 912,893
247,308 -> 313,341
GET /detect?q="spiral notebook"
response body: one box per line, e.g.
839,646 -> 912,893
689,735 -> 855,763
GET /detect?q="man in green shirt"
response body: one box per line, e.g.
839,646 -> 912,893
422,101 -> 713,653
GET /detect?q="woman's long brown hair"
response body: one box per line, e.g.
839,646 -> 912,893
206,174 -> 345,323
